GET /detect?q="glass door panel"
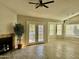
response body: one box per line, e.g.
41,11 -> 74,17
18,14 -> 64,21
29,24 -> 36,43
27,21 -> 46,45
38,25 -> 44,42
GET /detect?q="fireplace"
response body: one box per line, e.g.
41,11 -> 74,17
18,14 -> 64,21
0,34 -> 14,55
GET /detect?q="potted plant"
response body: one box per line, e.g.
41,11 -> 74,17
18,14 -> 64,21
14,23 -> 24,49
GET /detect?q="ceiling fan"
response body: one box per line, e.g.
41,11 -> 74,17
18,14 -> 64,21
29,0 -> 54,9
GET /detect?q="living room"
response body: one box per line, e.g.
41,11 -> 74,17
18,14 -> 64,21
0,0 -> 79,59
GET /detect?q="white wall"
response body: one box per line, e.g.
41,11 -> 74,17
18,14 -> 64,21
0,3 -> 17,35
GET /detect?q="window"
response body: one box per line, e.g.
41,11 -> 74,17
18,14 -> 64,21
57,24 -> 62,35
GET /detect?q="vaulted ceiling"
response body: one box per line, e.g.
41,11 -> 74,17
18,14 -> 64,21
0,0 -> 79,21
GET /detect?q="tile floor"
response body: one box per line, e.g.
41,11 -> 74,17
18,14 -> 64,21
1,38 -> 79,59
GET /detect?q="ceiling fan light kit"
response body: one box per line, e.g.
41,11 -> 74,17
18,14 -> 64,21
29,0 -> 54,9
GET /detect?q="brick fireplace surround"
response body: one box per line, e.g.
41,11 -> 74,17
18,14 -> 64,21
0,33 -> 15,55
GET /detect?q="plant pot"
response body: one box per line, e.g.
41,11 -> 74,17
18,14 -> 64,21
18,44 -> 22,49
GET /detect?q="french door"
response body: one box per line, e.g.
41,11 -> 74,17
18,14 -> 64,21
27,21 -> 46,45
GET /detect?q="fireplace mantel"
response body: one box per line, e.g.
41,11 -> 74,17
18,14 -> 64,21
0,33 -> 14,38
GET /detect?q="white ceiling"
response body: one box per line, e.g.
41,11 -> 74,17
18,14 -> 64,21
0,0 -> 79,21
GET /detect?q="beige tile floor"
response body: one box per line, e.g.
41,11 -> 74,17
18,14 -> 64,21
1,38 -> 79,59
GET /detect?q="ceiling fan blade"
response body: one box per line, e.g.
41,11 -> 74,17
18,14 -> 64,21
43,1 -> 54,4
29,2 -> 38,4
43,4 -> 49,8
36,5 -> 40,8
